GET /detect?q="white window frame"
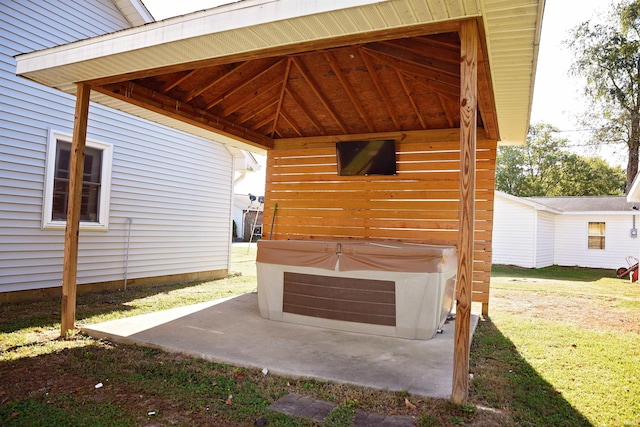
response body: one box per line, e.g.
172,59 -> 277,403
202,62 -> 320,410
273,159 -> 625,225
587,221 -> 606,250
42,129 -> 113,231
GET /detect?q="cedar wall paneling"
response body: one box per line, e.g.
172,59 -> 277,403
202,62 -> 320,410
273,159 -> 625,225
263,130 -> 496,309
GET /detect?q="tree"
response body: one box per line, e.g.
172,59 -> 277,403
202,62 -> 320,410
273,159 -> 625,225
496,123 -> 626,197
567,0 -> 640,192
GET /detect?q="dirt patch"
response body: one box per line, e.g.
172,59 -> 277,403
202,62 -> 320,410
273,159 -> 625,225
490,281 -> 640,334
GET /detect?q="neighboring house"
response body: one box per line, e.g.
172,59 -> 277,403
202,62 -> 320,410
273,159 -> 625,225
231,193 -> 264,241
0,0 -> 249,302
493,191 -> 639,269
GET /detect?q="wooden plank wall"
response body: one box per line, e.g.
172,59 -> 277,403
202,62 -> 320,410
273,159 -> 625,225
262,129 -> 496,312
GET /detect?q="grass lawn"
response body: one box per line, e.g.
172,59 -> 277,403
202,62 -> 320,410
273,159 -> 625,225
1,247 -> 639,426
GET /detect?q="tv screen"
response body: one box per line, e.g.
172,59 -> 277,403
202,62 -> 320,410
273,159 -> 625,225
336,139 -> 396,176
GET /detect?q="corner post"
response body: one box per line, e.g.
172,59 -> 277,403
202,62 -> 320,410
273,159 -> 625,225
452,19 -> 478,405
60,83 -> 91,336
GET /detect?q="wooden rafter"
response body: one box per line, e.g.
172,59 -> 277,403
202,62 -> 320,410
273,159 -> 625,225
237,99 -> 279,125
291,57 -> 347,134
271,57 -> 293,137
205,57 -> 285,111
285,87 -> 327,135
221,77 -> 282,117
279,110 -> 304,137
361,47 -> 459,96
183,62 -> 250,102
253,113 -> 275,132
375,40 -> 460,78
436,92 -> 455,128
324,51 -> 375,133
359,49 -> 401,129
160,69 -> 199,93
95,81 -> 274,149
396,71 -> 427,129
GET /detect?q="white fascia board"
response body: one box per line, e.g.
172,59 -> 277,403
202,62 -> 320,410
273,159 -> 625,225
16,0 -> 389,79
628,174 -> 640,202
560,211 -> 639,216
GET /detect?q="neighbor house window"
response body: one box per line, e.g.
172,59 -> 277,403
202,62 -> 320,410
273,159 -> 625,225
43,130 -> 112,230
588,222 -> 606,250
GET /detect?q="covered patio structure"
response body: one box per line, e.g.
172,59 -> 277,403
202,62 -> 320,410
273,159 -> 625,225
15,0 -> 545,403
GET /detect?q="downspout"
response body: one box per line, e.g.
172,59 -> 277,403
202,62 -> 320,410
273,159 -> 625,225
532,210 -> 538,268
228,158 -> 237,273
123,217 -> 132,290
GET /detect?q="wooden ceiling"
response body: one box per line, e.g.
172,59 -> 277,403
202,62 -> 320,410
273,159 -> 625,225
93,30 -> 496,150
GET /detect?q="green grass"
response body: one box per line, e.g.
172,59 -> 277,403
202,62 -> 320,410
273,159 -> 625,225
1,252 -> 639,426
477,264 -> 640,426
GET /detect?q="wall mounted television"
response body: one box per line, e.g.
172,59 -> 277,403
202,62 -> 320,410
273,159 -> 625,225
336,139 -> 396,176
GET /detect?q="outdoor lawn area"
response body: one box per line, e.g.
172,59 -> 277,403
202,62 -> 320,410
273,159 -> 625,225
1,245 -> 638,426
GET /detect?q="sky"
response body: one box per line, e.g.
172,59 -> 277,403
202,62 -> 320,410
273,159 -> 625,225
142,0 -> 619,193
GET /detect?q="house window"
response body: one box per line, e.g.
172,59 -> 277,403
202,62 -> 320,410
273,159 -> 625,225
43,130 -> 112,230
588,222 -> 606,250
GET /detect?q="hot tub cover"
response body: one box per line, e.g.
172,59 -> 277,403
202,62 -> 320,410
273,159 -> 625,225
257,240 -> 457,273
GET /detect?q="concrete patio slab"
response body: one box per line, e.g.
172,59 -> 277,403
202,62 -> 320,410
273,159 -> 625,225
82,292 -> 478,399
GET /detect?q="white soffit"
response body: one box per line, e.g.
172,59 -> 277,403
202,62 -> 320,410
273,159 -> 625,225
15,0 -> 544,146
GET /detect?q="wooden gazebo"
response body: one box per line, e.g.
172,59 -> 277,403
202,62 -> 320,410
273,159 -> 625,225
16,0 -> 545,403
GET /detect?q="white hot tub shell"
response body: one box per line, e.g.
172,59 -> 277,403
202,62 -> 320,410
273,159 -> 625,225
256,240 -> 457,340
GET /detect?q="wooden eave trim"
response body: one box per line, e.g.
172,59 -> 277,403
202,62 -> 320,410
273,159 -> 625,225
94,82 -> 274,149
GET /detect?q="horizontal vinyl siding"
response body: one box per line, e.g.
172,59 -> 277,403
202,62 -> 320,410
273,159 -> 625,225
491,196 -> 536,268
554,215 -> 639,269
534,211 -> 554,268
1,0 -> 234,293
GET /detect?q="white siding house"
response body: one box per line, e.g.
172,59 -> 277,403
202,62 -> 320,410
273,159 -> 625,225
492,192 -> 560,268
493,191 -> 639,269
1,0 -> 243,301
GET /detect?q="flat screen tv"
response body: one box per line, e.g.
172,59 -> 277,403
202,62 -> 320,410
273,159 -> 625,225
336,139 -> 396,176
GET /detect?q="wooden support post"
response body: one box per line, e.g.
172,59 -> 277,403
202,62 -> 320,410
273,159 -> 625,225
452,19 -> 478,405
60,83 -> 91,336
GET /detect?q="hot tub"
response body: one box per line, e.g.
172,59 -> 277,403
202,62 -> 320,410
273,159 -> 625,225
256,240 -> 457,340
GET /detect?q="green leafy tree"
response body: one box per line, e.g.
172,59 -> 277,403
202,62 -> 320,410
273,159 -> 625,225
496,123 -> 626,196
567,0 -> 640,191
